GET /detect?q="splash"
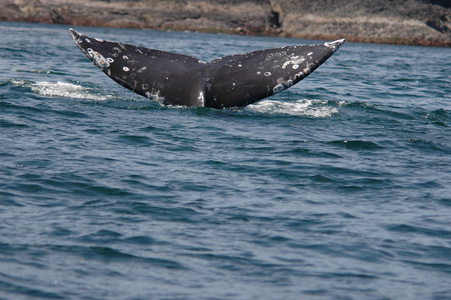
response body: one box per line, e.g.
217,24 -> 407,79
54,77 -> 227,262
246,99 -> 339,117
11,80 -> 112,101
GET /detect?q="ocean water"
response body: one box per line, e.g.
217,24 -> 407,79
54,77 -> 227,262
1,21 -> 451,299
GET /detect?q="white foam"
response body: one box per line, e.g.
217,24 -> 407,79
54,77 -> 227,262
13,80 -> 112,101
246,99 -> 339,117
9,79 -> 28,86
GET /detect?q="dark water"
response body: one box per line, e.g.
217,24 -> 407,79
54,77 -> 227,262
1,21 -> 451,299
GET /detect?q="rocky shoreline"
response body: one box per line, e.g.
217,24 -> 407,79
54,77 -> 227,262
1,0 -> 450,47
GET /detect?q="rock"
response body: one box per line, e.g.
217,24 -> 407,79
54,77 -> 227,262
277,0 -> 451,46
0,0 -> 450,46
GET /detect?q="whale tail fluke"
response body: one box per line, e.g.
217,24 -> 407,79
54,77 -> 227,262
70,29 -> 344,108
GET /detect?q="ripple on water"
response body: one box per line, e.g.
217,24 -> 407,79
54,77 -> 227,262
1,22 -> 451,300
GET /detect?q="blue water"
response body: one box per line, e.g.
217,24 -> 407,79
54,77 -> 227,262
1,21 -> 451,299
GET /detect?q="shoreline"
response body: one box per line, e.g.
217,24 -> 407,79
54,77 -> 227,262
1,0 -> 450,47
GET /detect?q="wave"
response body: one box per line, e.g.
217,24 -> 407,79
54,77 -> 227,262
8,79 -> 113,101
245,99 -> 342,117
6,79 -> 449,125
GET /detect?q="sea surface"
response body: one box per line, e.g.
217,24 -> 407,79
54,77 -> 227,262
1,21 -> 451,299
